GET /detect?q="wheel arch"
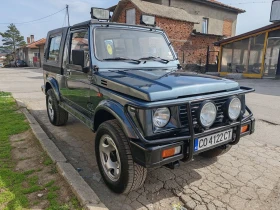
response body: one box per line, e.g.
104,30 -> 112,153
46,77 -> 60,101
94,100 -> 138,139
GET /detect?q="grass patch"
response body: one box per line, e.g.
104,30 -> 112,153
43,156 -> 53,166
49,166 -> 58,174
0,92 -> 81,210
49,186 -> 60,192
23,169 -> 35,176
0,92 -> 30,209
44,180 -> 55,188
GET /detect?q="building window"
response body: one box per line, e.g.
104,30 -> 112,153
202,18 -> 209,34
48,35 -> 62,61
126,8 -> 136,25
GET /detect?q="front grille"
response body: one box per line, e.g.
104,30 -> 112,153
179,96 -> 229,129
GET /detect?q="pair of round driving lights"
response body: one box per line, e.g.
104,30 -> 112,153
198,97 -> 242,128
152,97 -> 242,128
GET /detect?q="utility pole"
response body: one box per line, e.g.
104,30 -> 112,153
66,5 -> 70,26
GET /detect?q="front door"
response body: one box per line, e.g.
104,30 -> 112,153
264,38 -> 280,78
63,30 -> 91,114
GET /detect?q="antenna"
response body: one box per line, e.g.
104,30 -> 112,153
66,5 -> 70,26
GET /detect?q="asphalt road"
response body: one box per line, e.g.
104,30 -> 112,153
1,67 -> 280,210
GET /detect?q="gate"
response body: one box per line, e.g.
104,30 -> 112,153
206,46 -> 219,72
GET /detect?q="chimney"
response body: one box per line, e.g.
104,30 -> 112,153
30,35 -> 34,43
27,37 -> 30,44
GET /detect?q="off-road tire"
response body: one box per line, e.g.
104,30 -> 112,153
200,145 -> 232,158
46,89 -> 68,126
95,119 -> 147,194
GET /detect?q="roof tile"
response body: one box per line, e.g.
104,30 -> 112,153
113,0 -> 199,23
26,38 -> 46,49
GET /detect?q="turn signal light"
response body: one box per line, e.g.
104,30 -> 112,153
162,146 -> 181,159
241,125 -> 249,133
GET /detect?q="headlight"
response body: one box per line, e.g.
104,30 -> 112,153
199,101 -> 217,127
153,107 -> 170,128
228,97 -> 241,120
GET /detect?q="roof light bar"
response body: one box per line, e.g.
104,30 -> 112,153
91,7 -> 110,20
141,15 -> 156,26
270,0 -> 280,23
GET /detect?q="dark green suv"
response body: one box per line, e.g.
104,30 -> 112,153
41,8 -> 255,194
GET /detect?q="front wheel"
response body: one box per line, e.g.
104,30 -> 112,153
95,120 -> 147,194
46,89 -> 68,126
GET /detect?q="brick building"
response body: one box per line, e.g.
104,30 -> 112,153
109,0 -> 244,71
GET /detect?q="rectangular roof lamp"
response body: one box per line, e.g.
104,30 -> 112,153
270,0 -> 280,23
141,15 -> 156,26
91,7 -> 110,20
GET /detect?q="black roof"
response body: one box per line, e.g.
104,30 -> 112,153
71,20 -> 91,30
71,19 -> 162,31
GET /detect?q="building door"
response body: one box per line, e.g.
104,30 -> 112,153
264,37 -> 280,78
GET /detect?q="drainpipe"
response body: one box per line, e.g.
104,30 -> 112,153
206,46 -> 209,72
276,48 -> 280,79
38,46 -> 41,68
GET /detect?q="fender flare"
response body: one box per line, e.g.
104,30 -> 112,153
94,100 -> 138,139
46,77 -> 61,101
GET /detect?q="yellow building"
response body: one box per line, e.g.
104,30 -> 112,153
216,22 -> 280,79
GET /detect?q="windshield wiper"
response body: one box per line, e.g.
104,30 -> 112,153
103,57 -> 141,64
139,56 -> 170,64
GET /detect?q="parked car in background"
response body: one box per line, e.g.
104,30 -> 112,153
16,60 -> 27,67
0,63 -> 3,68
10,61 -> 16,67
3,63 -> 11,68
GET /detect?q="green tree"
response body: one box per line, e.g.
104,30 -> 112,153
0,23 -> 26,60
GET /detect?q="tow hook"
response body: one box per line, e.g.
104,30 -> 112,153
164,160 -> 180,169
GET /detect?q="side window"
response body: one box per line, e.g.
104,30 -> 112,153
70,31 -> 89,65
126,9 -> 135,25
48,35 -> 62,61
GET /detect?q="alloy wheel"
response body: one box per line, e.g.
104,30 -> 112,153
99,134 -> 121,181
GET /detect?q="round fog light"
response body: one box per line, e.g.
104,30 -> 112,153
228,97 -> 241,120
199,101 -> 217,128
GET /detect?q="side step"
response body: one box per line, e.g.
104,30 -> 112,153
59,102 -> 94,130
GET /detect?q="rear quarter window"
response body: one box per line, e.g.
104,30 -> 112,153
47,35 -> 62,62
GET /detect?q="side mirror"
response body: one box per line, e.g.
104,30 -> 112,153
71,49 -> 89,73
72,50 -> 85,67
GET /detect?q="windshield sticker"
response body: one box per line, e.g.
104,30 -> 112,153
107,44 -> 113,55
104,40 -> 114,55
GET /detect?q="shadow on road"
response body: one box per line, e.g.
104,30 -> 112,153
238,78 -> 280,97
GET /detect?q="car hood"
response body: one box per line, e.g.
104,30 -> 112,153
96,69 -> 239,101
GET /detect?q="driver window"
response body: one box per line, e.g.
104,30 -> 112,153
70,31 -> 89,66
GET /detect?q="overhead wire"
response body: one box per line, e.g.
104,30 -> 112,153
62,10 -> 67,27
0,8 -> 66,25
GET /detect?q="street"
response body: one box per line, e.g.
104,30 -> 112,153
1,67 -> 280,210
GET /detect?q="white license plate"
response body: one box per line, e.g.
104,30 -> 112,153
194,129 -> 233,152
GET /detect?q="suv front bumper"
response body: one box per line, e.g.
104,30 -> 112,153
130,114 -> 255,168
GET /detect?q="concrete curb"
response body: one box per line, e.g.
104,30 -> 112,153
17,100 -> 108,210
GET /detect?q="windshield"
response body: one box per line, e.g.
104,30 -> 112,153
94,28 -> 175,61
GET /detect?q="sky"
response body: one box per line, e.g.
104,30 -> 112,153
0,0 -> 274,45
